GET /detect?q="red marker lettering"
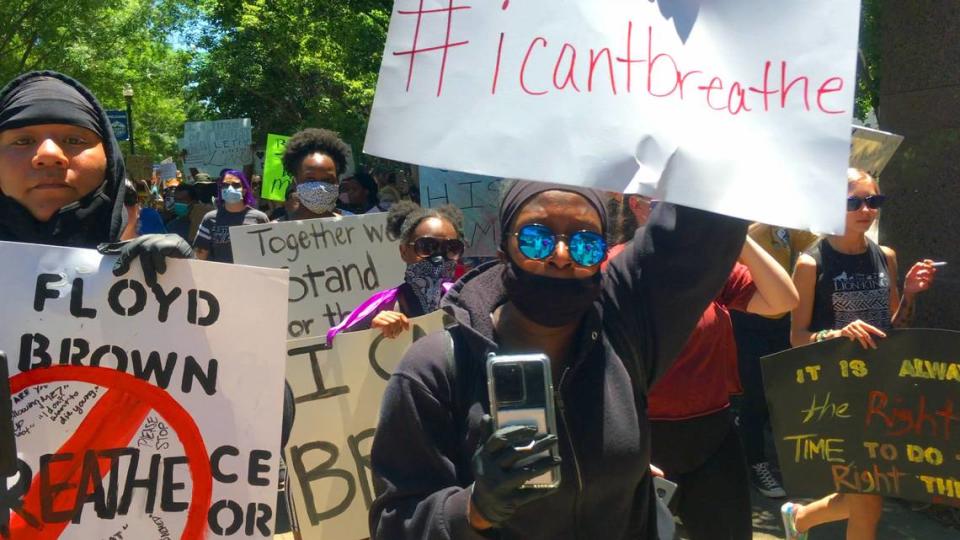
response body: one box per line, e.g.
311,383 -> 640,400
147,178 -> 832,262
520,37 -> 549,96
817,76 -> 845,114
553,43 -> 581,92
588,48 -> 617,94
646,26 -> 680,97
780,61 -> 810,111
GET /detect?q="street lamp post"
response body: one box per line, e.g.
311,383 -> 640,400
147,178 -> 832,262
123,84 -> 135,155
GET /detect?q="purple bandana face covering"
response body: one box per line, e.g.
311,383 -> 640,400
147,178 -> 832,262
404,258 -> 456,313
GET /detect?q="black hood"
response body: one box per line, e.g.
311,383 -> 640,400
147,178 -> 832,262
0,71 -> 126,247
440,260 -> 504,356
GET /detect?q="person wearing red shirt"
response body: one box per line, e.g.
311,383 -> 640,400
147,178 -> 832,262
605,194 -> 798,539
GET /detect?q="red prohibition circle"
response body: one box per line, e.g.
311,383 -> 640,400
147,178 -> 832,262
9,366 -> 212,540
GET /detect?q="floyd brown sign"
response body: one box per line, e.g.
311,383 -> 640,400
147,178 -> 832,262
762,329 -> 960,507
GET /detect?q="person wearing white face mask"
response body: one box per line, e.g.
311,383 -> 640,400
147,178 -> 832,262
194,168 -> 269,263
281,128 -> 352,219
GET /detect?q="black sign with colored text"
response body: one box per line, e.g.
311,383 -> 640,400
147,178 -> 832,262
762,329 -> 960,507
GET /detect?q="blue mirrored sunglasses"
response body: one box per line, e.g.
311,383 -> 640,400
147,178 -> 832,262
514,224 -> 607,267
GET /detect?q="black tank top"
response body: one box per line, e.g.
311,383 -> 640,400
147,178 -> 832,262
807,238 -> 891,332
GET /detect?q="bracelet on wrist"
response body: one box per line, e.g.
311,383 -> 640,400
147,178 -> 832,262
814,330 -> 829,343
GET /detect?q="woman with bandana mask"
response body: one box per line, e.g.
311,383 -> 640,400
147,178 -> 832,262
282,128 -> 352,220
193,169 -> 269,263
369,180 -> 748,539
326,201 -> 465,344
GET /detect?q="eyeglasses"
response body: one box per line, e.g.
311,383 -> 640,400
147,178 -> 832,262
409,236 -> 465,260
513,224 -> 607,267
847,195 -> 887,212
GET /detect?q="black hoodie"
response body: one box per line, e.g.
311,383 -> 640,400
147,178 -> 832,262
369,204 -> 748,539
0,71 -> 126,247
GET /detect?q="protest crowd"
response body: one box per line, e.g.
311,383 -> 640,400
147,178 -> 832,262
0,4 -> 957,540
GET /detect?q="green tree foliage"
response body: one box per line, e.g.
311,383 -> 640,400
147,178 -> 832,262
856,0 -> 882,121
191,0 -> 392,150
2,0 -> 884,160
0,0 -> 197,160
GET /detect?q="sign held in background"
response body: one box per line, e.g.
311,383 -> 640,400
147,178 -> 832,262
419,167 -> 502,257
179,118 -> 254,178
284,312 -> 446,539
850,126 -> 904,178
262,133 -> 293,202
230,213 -> 406,340
763,329 -> 960,506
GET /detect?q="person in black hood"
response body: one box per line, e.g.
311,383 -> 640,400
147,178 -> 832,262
369,180 -> 748,539
0,70 -> 192,285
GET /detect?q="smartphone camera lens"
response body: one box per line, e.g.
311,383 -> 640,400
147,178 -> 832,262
494,364 -> 525,404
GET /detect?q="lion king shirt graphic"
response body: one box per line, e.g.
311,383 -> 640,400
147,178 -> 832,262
809,238 -> 892,332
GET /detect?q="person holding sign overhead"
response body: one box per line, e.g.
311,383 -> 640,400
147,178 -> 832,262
194,169 -> 269,263
327,200 -> 465,344
369,180 -> 747,539
782,169 -> 938,540
282,127 -> 352,220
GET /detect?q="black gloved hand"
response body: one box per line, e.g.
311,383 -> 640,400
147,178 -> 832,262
98,234 -> 194,287
470,416 -> 560,526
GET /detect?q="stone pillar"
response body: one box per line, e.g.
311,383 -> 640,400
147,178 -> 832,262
877,1 -> 960,329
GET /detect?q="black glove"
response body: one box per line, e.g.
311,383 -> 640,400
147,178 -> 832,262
470,416 -> 560,526
98,234 -> 194,287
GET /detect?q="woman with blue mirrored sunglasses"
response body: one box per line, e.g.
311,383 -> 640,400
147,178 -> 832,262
513,223 -> 607,267
370,179 -> 750,540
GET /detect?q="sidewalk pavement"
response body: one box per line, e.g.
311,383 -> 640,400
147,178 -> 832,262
677,490 -> 960,539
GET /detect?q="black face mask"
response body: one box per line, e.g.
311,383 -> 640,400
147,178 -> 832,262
502,260 -> 602,327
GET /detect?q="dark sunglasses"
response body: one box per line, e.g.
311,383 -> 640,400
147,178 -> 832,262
847,195 -> 887,212
514,223 -> 607,267
409,236 -> 465,260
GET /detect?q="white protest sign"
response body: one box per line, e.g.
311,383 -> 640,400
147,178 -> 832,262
284,311 -> 446,540
179,119 -> 254,178
850,125 -> 904,178
0,241 -> 289,538
365,0 -> 862,233
419,167 -> 502,257
157,161 -> 179,183
230,213 -> 406,340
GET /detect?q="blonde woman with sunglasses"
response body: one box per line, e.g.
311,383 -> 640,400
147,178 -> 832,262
782,169 -> 938,540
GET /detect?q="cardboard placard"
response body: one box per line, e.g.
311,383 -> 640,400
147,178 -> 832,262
763,329 -> 960,506
284,311 -> 446,539
0,241 -> 290,538
261,134 -> 293,202
365,0 -> 862,234
419,167 -> 502,257
850,126 -> 904,178
230,213 -> 406,340
179,119 -> 254,178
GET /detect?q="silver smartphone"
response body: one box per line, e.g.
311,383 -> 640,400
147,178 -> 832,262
486,353 -> 560,489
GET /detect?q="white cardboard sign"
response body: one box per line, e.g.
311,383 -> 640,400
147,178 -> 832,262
284,312 -> 446,540
230,213 -> 406,340
365,0 -> 862,233
179,119 -> 254,178
0,241 -> 289,539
